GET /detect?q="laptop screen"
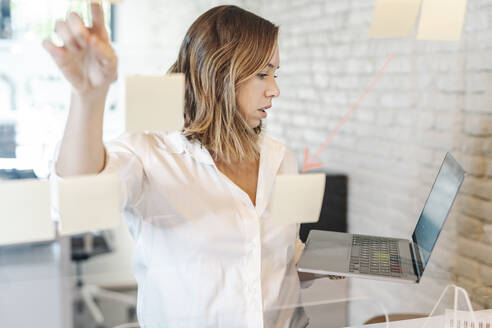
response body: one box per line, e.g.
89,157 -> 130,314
412,153 -> 465,271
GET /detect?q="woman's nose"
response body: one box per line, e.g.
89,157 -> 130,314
265,78 -> 280,98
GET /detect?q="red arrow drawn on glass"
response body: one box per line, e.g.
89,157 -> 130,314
302,55 -> 394,172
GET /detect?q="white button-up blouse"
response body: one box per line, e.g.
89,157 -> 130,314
101,131 -> 307,328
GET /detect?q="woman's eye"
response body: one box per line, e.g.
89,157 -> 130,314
257,73 -> 278,79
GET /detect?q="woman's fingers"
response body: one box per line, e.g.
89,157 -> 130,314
42,39 -> 68,65
90,2 -> 109,42
43,5 -> 117,92
327,275 -> 346,280
66,12 -> 89,49
55,20 -> 79,53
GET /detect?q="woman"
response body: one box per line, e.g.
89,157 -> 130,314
44,3 -> 309,327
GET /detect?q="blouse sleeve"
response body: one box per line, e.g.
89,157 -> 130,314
49,133 -> 147,240
100,133 -> 147,211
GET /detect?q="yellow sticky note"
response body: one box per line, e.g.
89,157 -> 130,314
369,0 -> 423,38
417,0 -> 468,41
58,174 -> 121,235
125,74 -> 185,133
0,179 -> 54,246
270,174 -> 325,225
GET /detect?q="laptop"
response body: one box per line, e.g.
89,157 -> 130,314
297,152 -> 465,283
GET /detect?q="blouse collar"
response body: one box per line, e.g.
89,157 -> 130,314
165,131 -> 270,167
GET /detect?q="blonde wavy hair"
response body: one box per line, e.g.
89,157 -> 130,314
168,5 -> 279,165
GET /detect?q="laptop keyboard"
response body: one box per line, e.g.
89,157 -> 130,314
349,235 -> 403,277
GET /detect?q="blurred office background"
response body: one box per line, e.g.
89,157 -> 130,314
0,0 -> 491,327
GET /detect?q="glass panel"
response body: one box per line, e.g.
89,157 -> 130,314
0,237 -> 386,328
2,238 -> 489,328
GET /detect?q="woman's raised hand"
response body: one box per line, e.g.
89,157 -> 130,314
42,2 -> 117,97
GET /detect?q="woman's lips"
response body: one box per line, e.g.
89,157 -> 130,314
258,105 -> 271,119
258,108 -> 267,118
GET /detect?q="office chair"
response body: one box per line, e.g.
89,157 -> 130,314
71,231 -> 137,327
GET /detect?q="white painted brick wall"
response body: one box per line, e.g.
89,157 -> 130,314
116,0 -> 492,324
243,0 -> 492,324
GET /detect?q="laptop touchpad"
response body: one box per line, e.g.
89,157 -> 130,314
299,231 -> 352,273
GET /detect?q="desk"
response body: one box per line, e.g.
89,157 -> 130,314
353,309 -> 492,328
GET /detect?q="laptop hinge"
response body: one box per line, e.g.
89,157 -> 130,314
410,240 -> 423,281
